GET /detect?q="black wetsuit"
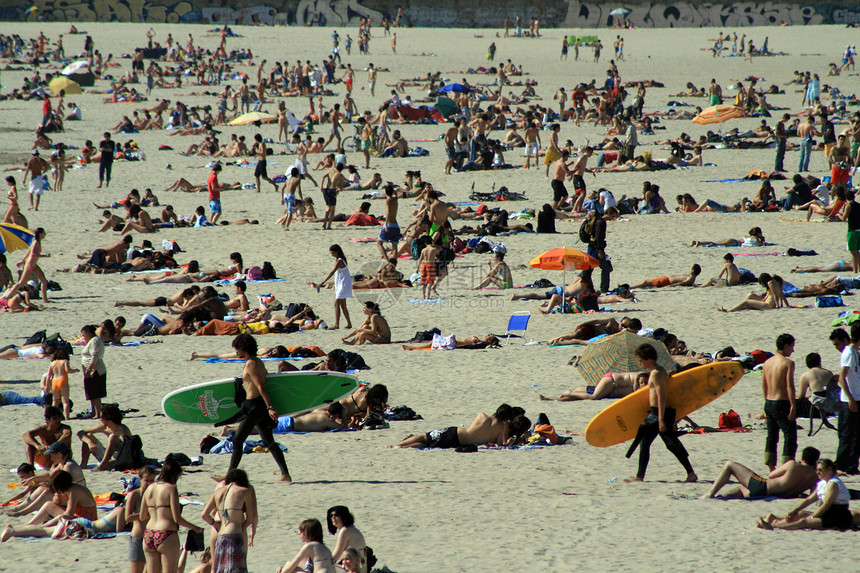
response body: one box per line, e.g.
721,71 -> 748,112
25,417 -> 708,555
627,406 -> 694,479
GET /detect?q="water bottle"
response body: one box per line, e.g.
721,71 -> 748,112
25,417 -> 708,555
608,477 -> 618,484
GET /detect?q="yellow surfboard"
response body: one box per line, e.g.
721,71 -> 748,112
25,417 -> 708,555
584,362 -> 744,447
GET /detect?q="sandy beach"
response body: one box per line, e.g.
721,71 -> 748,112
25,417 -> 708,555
2,21 -> 860,571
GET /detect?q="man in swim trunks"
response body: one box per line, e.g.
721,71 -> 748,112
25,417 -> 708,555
624,344 -> 698,483
320,162 -> 347,230
252,134 -> 278,193
23,406 -> 72,467
700,446 -> 820,499
630,265 -> 701,289
377,184 -> 401,259
570,147 -> 596,212
23,150 -> 49,211
708,78 -> 723,107
393,405 -> 530,449
550,149 -> 573,209
523,121 -> 541,170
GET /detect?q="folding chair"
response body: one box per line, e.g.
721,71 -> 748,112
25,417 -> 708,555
503,311 -> 531,345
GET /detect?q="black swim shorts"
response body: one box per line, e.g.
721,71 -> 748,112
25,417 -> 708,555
572,174 -> 586,192
426,426 -> 460,449
746,474 -> 768,498
322,188 -> 338,207
153,296 -> 168,307
254,161 -> 268,178
551,179 -> 568,202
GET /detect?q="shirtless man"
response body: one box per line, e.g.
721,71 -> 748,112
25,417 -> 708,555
323,103 -> 342,150
571,147 -> 596,212
699,253 -> 741,287
115,286 -> 199,310
624,344 -> 698,483
523,121 -> 541,170
252,133 -> 278,192
540,372 -> 645,401
377,184 -> 400,259
279,167 -> 303,230
417,235 -> 443,298
549,316 -> 641,347
367,63 -> 377,97
762,333 -> 797,471
797,352 -> 840,414
225,281 -> 249,312
292,134 -> 318,186
701,446 -> 820,499
77,403 -> 132,471
630,265 -> 701,289
550,150 -> 574,209
217,333 -> 291,482
22,406 -> 71,467
426,189 -> 449,241
392,404 -> 530,449
511,276 -> 584,302
443,121 -> 459,175
23,150 -> 49,211
320,163 -> 347,230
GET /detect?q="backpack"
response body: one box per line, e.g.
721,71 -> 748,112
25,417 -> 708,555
718,409 -> 742,429
261,261 -> 277,279
245,266 -> 263,281
24,330 -> 47,346
113,435 -> 145,471
579,218 -> 594,244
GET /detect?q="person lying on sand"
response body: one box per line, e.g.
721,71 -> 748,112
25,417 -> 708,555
401,334 -> 501,350
540,372 -> 645,401
511,276 -> 584,301
629,265 -> 701,289
218,402 -> 348,436
549,316 -> 641,346
391,404 -> 530,449
701,447 -> 819,499
791,261 -> 850,273
692,226 -> 765,247
114,286 -> 199,310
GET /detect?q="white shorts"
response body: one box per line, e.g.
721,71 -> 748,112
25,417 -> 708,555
525,143 -> 539,157
29,176 -> 44,195
293,158 -> 308,176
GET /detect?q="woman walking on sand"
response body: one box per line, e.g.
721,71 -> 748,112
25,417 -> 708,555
308,244 -> 352,329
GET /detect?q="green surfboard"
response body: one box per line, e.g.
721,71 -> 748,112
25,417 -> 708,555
161,371 -> 359,424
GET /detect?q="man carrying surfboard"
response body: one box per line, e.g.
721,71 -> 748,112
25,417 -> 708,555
624,344 -> 698,483
218,333 -> 291,483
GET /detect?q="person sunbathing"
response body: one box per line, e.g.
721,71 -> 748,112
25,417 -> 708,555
401,334 -> 501,350
539,277 -> 633,314
791,261 -> 850,273
540,372 -> 645,401
219,402 -> 349,435
630,265 -> 701,289
701,447 -> 819,499
392,405 -> 530,449
115,286 -> 199,309
342,301 -> 391,345
548,316 -> 641,346
692,226 -> 766,247
511,276 -> 583,301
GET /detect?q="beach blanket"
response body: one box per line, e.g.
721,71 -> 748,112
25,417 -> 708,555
348,238 -> 378,242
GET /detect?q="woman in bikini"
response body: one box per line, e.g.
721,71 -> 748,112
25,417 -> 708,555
202,469 -> 257,573
691,226 -> 765,247
140,459 -> 204,573
277,519 -> 336,573
126,466 -> 157,573
718,273 -> 788,312
3,226 -> 49,303
540,371 -> 644,401
17,470 -> 96,528
5,176 -> 27,227
326,506 -> 368,573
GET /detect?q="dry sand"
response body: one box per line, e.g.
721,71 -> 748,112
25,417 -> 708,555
0,22 -> 858,571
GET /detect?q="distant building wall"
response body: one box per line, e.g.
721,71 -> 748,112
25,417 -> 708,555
2,0 -> 859,27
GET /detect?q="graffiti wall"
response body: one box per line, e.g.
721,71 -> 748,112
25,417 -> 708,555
563,1 -> 840,27
1,0 -> 860,27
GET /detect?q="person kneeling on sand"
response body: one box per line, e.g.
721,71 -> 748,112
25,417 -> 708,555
701,446 -> 820,499
392,404 -> 530,448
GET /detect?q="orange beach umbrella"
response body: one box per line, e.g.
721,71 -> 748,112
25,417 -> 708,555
691,104 -> 745,125
528,247 -> 599,272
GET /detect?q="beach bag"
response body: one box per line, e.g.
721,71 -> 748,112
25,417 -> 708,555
816,296 -> 844,308
161,239 -> 181,253
113,435 -> 145,471
718,409 -> 742,429
245,266 -> 263,281
431,333 -> 456,350
261,261 -> 277,279
24,330 -> 47,346
579,218 -> 594,244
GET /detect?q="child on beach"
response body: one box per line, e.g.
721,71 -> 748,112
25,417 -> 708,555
308,244 -> 352,329
46,349 -> 79,420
